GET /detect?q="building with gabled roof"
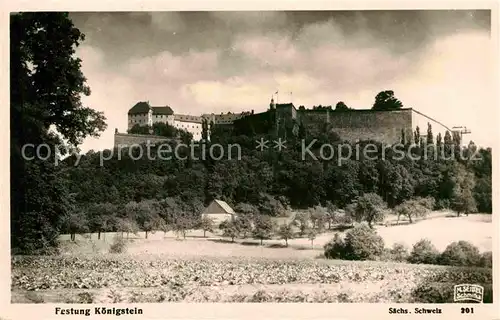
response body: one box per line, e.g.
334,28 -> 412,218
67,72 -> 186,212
202,199 -> 235,225
127,101 -> 203,140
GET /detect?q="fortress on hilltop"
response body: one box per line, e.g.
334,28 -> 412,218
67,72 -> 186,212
114,98 -> 460,147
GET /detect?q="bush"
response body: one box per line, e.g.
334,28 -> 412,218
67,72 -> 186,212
408,239 -> 440,264
323,234 -> 346,259
109,235 -> 126,253
390,242 -> 410,262
324,224 -> 384,261
439,241 -> 482,267
378,243 -> 409,262
479,251 -> 492,268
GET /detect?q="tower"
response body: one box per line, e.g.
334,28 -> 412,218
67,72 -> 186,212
270,97 -> 276,110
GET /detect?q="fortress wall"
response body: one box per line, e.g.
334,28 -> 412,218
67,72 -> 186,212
114,133 -> 174,147
299,109 -> 413,145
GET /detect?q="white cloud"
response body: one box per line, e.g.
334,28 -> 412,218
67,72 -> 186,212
75,19 -> 494,152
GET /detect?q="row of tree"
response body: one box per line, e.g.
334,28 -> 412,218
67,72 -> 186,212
59,191 -> 444,251
297,90 -> 402,112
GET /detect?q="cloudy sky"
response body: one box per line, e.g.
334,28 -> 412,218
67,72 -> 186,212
69,10 -> 495,151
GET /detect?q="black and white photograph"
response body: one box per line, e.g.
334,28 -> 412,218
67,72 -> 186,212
6,5 -> 498,318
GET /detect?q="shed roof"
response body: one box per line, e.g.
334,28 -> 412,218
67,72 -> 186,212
213,199 -> 235,214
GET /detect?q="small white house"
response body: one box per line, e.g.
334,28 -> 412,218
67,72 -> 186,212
201,200 -> 235,225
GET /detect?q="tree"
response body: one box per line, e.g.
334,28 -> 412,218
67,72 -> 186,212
86,203 -> 116,240
61,211 -> 89,241
293,212 -> 310,236
307,228 -> 317,248
449,163 -> 477,216
325,201 -> 338,229
133,201 -> 163,239
426,123 -> 434,145
309,206 -> 327,231
252,215 -> 275,245
436,133 -> 443,153
347,193 -> 387,228
234,215 -> 253,238
452,187 -> 477,217
152,122 -> 178,138
128,124 -> 151,135
335,101 -> 350,111
400,128 -> 406,145
277,223 -> 294,247
172,216 -> 194,239
474,176 -> 492,213
10,13 -> 106,253
234,203 -> 259,216
414,126 -> 421,147
116,218 -> 140,239
220,219 -> 239,242
443,131 -> 453,157
393,197 -> 433,224
200,216 -> 215,238
157,218 -> 169,237
372,90 -> 403,111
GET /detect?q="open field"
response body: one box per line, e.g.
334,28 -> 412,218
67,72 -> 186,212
57,213 -> 493,258
11,255 -> 493,303
13,213 -> 492,303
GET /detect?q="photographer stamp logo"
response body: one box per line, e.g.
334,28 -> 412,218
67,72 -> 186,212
454,284 -> 484,303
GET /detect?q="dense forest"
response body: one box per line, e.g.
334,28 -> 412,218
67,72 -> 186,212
57,122 -> 492,242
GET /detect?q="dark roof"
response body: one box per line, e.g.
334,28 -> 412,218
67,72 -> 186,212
174,114 -> 202,123
152,106 -> 174,115
128,101 -> 151,115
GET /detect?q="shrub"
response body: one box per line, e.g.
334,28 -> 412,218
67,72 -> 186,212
326,224 -> 384,261
390,242 -> 410,262
439,241 -> 481,267
324,234 -> 346,259
408,239 -> 440,264
109,235 -> 127,254
479,251 -> 492,268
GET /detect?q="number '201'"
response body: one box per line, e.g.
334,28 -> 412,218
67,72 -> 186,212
461,307 -> 474,314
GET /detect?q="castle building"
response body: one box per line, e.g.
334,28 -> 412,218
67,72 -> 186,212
128,101 -> 203,140
201,112 -> 250,126
173,114 -> 203,140
120,98 -> 456,148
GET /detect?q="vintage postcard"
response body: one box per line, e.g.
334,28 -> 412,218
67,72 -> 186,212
1,1 -> 499,319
